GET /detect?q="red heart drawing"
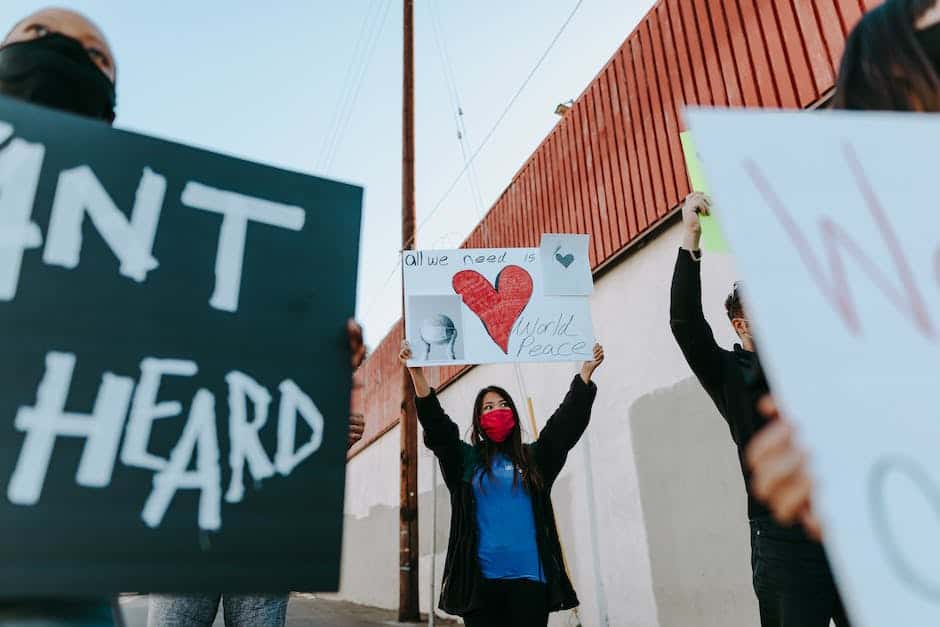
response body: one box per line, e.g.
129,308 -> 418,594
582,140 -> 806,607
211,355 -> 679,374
452,265 -> 533,354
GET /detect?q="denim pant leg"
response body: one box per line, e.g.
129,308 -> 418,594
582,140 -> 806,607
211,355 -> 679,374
147,595 -> 220,627
221,595 -> 288,627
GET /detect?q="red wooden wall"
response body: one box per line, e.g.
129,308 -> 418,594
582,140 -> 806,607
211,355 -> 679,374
349,0 -> 882,457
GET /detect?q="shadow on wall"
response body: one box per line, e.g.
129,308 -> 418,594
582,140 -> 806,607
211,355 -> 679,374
630,377 -> 759,627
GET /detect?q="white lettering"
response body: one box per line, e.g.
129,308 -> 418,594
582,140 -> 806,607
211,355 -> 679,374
141,388 -> 221,531
180,182 -> 305,313
8,352 -> 134,504
0,126 -> 45,300
275,379 -> 324,475
224,371 -> 275,503
121,358 -> 198,471
43,166 -> 166,281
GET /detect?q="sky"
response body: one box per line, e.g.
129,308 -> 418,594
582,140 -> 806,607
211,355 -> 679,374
0,0 -> 657,347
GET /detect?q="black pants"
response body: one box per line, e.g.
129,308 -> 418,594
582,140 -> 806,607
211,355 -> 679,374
750,518 -> 851,627
463,578 -> 548,627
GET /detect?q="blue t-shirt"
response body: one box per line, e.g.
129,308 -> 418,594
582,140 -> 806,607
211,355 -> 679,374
472,453 -> 545,582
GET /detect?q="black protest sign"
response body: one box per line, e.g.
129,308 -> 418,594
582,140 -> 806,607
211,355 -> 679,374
0,95 -> 362,595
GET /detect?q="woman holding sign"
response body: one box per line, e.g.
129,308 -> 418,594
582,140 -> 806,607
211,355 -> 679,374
399,340 -> 603,627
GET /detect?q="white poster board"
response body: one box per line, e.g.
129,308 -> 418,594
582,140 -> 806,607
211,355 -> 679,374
687,108 -> 940,627
403,234 -> 595,366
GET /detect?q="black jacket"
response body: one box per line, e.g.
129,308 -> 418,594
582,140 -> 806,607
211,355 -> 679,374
415,375 -> 597,617
669,248 -> 771,520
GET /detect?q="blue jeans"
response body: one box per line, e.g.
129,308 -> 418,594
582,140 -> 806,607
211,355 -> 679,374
147,595 -> 287,627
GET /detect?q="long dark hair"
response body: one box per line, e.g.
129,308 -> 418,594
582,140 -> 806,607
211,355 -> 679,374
832,0 -> 940,111
471,385 -> 544,493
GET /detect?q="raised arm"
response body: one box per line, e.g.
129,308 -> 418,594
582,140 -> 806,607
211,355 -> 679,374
535,343 -> 603,485
400,340 -> 464,486
670,193 -> 725,394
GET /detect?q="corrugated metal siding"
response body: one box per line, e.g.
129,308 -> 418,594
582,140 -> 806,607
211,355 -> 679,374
349,0 -> 879,457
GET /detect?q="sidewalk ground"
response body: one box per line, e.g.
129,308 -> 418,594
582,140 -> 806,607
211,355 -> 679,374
119,594 -> 458,627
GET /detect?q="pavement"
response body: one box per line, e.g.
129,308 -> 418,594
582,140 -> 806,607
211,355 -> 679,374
118,594 -> 458,627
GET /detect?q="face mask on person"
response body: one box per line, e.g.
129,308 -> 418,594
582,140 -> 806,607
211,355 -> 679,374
480,408 -> 515,443
0,32 -> 115,122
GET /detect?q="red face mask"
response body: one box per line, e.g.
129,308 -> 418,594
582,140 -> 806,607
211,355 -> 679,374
480,408 -> 515,443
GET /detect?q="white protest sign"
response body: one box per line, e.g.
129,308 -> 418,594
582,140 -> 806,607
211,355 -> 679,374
403,234 -> 595,366
687,108 -> 940,627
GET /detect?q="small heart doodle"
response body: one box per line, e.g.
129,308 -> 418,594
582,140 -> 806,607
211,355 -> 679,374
452,266 -> 533,353
553,245 -> 575,268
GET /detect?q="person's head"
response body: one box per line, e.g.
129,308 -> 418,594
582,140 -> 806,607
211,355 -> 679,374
725,281 -> 755,351
832,0 -> 940,111
0,7 -> 116,123
471,386 -> 543,492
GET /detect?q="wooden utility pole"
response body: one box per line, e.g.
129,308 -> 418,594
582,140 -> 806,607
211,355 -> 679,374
399,0 -> 420,621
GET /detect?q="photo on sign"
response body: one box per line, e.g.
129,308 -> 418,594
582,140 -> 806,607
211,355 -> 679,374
406,295 -> 465,363
538,233 -> 592,296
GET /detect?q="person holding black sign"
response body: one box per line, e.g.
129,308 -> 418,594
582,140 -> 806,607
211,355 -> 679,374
0,9 -> 121,627
399,339 -> 603,627
669,194 -> 850,627
0,8 -> 367,627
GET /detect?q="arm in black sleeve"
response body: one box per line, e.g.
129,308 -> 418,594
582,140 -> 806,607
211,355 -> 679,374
414,391 -> 465,488
534,375 -> 598,486
670,248 -> 726,395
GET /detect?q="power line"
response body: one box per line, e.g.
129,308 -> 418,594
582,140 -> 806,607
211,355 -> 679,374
317,2 -> 380,171
320,0 -> 394,173
324,0 -> 394,172
405,0 -> 585,248
363,0 -> 584,324
429,0 -> 488,227
322,0 -> 393,172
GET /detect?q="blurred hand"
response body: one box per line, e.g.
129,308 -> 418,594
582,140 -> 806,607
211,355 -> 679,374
348,319 -> 366,370
746,394 -> 822,541
348,413 -> 365,448
347,319 -> 366,451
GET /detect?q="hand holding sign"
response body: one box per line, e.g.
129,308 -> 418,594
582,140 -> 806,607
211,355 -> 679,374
399,340 -> 431,399
680,191 -> 712,251
348,319 -> 367,369
746,397 -> 822,541
579,343 -> 605,384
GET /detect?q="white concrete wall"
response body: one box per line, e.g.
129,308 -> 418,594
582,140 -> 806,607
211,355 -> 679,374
338,222 -> 762,626
332,426 -> 400,610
